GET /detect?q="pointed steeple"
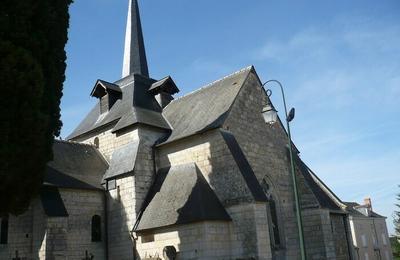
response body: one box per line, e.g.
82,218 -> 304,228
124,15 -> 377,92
122,0 -> 149,78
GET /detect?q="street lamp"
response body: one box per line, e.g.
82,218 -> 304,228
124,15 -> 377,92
262,79 -> 306,260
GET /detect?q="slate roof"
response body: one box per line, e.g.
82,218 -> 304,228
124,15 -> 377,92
134,163 -> 231,232
91,80 -> 122,98
45,140 -> 108,190
67,74 -> 170,140
160,66 -> 254,145
343,202 -> 385,218
292,152 -> 343,211
148,76 -> 179,94
103,140 -> 139,180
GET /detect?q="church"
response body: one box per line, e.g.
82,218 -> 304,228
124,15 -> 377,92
0,1 -> 356,259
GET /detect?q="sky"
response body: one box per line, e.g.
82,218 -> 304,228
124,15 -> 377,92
62,0 -> 400,234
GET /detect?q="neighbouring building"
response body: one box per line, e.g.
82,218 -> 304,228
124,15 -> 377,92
345,198 -> 393,260
0,1 -> 358,259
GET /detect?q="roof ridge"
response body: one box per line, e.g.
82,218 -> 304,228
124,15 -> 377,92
54,139 -> 96,148
171,65 -> 253,103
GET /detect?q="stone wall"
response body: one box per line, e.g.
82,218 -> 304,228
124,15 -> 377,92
0,188 -> 105,260
72,124 -> 139,161
157,129 -> 271,259
136,221 -> 232,260
0,201 -> 36,259
136,203 -> 270,260
106,126 -> 167,260
222,70 -> 351,259
223,71 -> 315,259
58,188 -> 106,259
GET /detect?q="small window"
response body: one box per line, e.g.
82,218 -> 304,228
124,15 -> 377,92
94,137 -> 99,149
91,215 -> 101,242
0,216 -> 9,244
107,179 -> 116,190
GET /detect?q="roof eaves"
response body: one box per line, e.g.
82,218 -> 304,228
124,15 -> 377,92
306,167 -> 345,208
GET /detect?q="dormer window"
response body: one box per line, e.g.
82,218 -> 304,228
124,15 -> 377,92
91,80 -> 122,113
148,76 -> 179,108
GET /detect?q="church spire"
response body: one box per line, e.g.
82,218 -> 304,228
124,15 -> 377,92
122,0 -> 149,78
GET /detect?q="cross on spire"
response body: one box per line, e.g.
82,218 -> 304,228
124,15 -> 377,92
122,0 -> 149,78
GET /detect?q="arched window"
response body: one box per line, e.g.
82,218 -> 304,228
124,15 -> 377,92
269,199 -> 281,246
0,216 -> 9,244
91,215 -> 101,242
94,137 -> 99,149
261,179 -> 281,248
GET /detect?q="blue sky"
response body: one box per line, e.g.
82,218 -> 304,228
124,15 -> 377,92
62,0 -> 400,234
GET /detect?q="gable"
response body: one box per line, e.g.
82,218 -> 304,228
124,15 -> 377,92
160,66 -> 254,145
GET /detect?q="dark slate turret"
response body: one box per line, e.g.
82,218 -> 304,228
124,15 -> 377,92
122,0 -> 149,77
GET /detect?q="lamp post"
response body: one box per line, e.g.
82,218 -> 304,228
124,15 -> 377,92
262,79 -> 306,260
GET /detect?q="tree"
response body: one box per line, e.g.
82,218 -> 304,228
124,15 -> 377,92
394,187 -> 400,258
0,0 -> 73,215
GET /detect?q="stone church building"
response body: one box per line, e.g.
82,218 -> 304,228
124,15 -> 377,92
0,1 -> 357,259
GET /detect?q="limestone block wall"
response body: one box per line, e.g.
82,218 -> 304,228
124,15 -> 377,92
227,203 -> 271,259
58,188 -> 106,260
223,71 -> 312,258
222,71 -> 351,259
107,126 -> 167,260
0,190 -> 103,260
72,124 -> 139,160
136,221 -> 233,260
158,129 -> 256,206
107,175 -> 136,260
329,214 -> 351,260
0,202 -> 36,259
157,130 -> 272,259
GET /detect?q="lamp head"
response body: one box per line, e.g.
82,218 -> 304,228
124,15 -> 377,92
262,103 -> 278,125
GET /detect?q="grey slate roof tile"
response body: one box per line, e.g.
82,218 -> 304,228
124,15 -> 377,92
103,141 -> 140,180
343,202 -> 385,218
46,140 -> 108,190
161,66 -> 253,145
148,76 -> 179,94
67,74 -> 170,140
135,163 -> 231,232
91,80 -> 122,98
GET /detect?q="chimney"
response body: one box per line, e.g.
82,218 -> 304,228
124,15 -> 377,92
364,197 -> 372,211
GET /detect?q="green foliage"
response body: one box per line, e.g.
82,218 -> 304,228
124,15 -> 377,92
396,188 -> 400,236
0,0 -> 72,215
392,237 -> 400,259
394,187 -> 400,258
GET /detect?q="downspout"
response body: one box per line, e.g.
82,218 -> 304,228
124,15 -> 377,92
104,185 -> 109,260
